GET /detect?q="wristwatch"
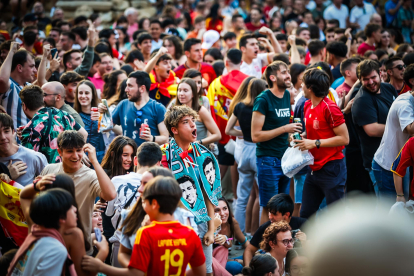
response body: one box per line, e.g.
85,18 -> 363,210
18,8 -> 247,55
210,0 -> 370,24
315,139 -> 321,149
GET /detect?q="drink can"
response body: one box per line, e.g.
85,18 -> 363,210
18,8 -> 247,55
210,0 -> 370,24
294,118 -> 301,124
91,107 -> 98,112
18,125 -> 25,131
140,119 -> 149,136
293,132 -> 301,141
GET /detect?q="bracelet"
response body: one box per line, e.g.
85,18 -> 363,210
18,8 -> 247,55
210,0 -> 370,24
397,194 -> 405,197
240,236 -> 248,246
152,135 -> 156,142
33,180 -> 40,192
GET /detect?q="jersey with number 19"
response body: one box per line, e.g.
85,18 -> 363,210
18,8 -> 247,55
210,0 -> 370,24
128,220 -> 205,275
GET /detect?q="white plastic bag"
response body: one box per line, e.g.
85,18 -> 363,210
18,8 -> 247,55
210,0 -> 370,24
281,146 -> 314,178
98,99 -> 114,133
389,201 -> 413,220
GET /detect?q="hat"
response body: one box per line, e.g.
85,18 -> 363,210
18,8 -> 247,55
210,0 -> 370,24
23,13 -> 37,22
202,30 -> 220,49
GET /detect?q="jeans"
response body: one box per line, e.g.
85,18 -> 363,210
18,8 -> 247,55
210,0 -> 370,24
257,156 -> 290,207
294,168 -> 307,204
372,160 -> 410,201
234,141 -> 257,233
300,159 -> 346,219
197,222 -> 213,273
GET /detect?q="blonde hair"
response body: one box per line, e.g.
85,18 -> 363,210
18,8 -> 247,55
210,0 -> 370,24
164,105 -> 198,137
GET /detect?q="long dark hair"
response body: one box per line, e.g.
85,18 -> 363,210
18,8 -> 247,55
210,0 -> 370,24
102,70 -> 126,101
121,167 -> 173,236
101,136 -> 137,178
164,35 -> 184,60
218,197 -> 235,239
175,78 -> 201,112
228,76 -> 256,117
74,80 -> 100,113
182,69 -> 203,96
208,3 -> 222,25
242,254 -> 278,276
45,174 -> 91,251
242,79 -> 267,107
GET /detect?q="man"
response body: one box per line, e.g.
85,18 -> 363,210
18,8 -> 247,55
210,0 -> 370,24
223,32 -> 237,53
71,26 -> 88,51
246,8 -> 268,31
251,61 -> 301,224
111,71 -> 168,146
60,71 -> 84,107
324,27 -> 336,44
162,105 -> 222,276
137,33 -> 152,63
89,53 -> 113,92
59,31 -> 75,51
326,41 -> 348,81
0,113 -> 47,186
352,60 -> 398,188
404,64 -> 414,88
207,49 -> 248,183
144,47 -> 178,106
8,189 -> 77,275
307,40 -> 325,66
48,27 -> 61,45
0,40 -> 11,63
311,0 -> 326,20
296,27 -> 310,44
385,0 -> 403,27
42,81 -> 84,127
174,38 -> 217,85
370,14 -> 383,26
203,157 -> 216,190
0,42 -> 36,128
374,88 -> 414,201
336,58 -> 360,98
21,30 -> 38,54
150,19 -> 163,52
300,11 -> 315,27
349,0 -> 377,32
230,14 -> 245,39
243,194 -> 307,266
61,34 -> 94,78
33,1 -> 51,31
385,57 -> 411,95
294,68 -> 349,219
186,15 -> 206,39
323,0 -> 349,29
20,85 -> 87,163
357,23 -> 382,56
177,175 -> 198,209
276,34 -> 288,53
41,130 -> 116,254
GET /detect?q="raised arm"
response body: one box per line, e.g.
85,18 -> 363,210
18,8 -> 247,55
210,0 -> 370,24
74,27 -> 96,77
0,42 -> 19,94
288,35 -> 301,65
259,26 -> 283,54
37,44 -> 52,87
144,47 -> 168,74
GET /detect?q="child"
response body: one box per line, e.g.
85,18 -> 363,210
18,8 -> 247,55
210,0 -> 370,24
81,176 -> 206,276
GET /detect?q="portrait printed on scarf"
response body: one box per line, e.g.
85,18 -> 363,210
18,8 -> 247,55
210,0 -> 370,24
202,156 -> 216,191
177,175 -> 198,209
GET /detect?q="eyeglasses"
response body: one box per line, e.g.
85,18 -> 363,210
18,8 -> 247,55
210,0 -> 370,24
290,265 -> 308,274
392,64 -> 406,70
278,238 -> 294,246
136,110 -> 143,124
43,93 -> 59,97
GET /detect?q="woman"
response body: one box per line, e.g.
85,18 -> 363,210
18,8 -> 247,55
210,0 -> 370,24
379,59 -> 389,83
377,30 -> 396,56
19,174 -> 108,276
115,26 -> 131,55
242,254 -> 279,276
117,167 -> 195,268
74,80 -> 106,163
269,16 -> 282,31
206,3 -> 224,32
175,78 -> 221,144
138,17 -> 150,31
102,70 -> 128,106
163,35 -> 186,68
285,248 -> 309,276
290,64 -> 307,110
204,48 -> 224,64
226,79 -> 266,235
213,198 -> 249,276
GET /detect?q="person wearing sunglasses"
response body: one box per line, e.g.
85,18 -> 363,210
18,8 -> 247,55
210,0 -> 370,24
385,57 -> 410,95
259,221 -> 294,276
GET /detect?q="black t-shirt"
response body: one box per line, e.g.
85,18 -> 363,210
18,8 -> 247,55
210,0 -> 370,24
345,83 -> 362,155
250,217 -> 307,248
351,83 -> 397,168
234,102 -> 254,142
332,64 -> 342,81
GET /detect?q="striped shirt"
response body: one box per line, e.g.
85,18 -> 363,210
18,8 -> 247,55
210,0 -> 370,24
1,78 -> 29,129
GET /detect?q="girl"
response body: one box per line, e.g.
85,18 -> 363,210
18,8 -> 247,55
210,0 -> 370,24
115,26 -> 131,55
74,80 -> 106,164
213,198 -> 248,276
183,69 -> 210,111
242,254 -> 279,276
102,70 -> 128,106
175,78 -> 221,144
163,35 -> 186,68
377,30 -> 396,56
101,136 -> 137,178
204,48 -> 224,64
285,248 -> 309,276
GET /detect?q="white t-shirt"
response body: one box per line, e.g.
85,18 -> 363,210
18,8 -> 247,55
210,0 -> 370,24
374,92 -> 414,171
350,2 -> 377,32
323,4 -> 349,28
240,53 -> 270,78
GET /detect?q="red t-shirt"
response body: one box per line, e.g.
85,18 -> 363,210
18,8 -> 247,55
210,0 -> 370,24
357,42 -> 376,56
335,82 -> 352,98
391,137 -> 414,197
398,82 -> 411,95
245,22 -> 268,32
129,221 -> 205,275
174,62 -> 217,86
304,98 -> 345,171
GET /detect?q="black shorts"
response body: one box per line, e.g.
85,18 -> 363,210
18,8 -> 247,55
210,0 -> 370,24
218,143 -> 235,166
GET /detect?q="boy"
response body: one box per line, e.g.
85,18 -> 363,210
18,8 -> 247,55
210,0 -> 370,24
81,177 -> 206,276
161,105 -> 222,276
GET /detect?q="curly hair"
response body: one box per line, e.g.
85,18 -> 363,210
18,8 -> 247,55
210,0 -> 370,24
259,221 -> 292,252
164,105 -> 198,137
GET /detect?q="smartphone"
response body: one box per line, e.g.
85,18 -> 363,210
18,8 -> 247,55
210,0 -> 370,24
94,227 -> 102,242
50,48 -> 58,58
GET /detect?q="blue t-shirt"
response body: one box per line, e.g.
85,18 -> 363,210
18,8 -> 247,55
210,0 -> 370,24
112,99 -> 166,146
385,0 -> 398,26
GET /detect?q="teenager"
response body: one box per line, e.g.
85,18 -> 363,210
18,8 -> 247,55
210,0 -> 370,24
182,69 -> 210,111
242,254 -> 279,276
357,23 -> 382,56
162,105 -> 223,276
251,61 -> 301,225
40,130 -> 116,255
294,68 -> 349,219
81,177 -> 207,276
285,248 -> 309,276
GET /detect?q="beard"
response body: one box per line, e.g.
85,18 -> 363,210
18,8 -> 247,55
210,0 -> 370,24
364,82 -> 380,94
128,91 -> 142,102
276,77 -> 291,90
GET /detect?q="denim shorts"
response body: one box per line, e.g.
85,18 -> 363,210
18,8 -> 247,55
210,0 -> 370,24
257,156 -> 290,207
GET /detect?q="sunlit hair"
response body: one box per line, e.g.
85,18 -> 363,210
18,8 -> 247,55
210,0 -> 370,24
259,220 -> 292,252
228,76 -> 256,117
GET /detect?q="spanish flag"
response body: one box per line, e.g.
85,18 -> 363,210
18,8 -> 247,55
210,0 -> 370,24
0,180 -> 27,246
149,70 -> 178,107
207,70 -> 249,145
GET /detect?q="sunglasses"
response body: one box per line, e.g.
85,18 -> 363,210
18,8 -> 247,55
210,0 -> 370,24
392,64 -> 406,71
136,110 -> 143,124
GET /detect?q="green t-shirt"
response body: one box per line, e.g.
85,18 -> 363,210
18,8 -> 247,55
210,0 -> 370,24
253,89 -> 291,158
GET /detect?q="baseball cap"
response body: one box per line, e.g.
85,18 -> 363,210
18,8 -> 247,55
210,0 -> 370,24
202,30 -> 220,49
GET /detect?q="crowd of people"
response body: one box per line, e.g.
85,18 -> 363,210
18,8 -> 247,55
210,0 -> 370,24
0,0 -> 414,275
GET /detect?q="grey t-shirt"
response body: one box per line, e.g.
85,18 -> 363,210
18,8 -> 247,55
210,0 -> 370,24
11,237 -> 67,276
60,103 -> 85,128
0,145 -> 48,186
374,92 -> 414,171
